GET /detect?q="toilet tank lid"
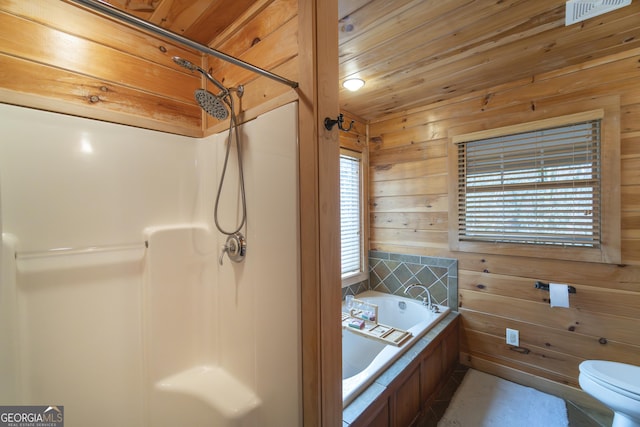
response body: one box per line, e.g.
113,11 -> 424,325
580,360 -> 640,396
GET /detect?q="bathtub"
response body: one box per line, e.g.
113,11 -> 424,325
342,290 -> 450,406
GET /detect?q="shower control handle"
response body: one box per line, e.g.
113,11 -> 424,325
219,233 -> 247,265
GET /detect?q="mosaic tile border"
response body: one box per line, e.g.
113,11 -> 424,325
342,251 -> 458,311
342,279 -> 369,299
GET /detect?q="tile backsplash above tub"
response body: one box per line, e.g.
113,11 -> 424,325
343,251 -> 458,311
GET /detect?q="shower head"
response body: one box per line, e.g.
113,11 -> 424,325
172,56 -> 229,98
172,56 -> 246,121
194,89 -> 229,120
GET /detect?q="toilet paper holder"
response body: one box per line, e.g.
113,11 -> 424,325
534,281 -> 576,294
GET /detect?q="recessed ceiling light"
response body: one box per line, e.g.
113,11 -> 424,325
343,78 -> 365,92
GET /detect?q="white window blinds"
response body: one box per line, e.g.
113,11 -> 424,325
456,120 -> 601,247
340,151 -> 362,277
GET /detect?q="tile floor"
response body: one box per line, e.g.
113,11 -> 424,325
416,365 -> 614,427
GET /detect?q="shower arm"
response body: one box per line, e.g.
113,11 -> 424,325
189,63 -> 230,96
65,0 -> 299,89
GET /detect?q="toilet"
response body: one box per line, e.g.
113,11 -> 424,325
579,360 -> 640,427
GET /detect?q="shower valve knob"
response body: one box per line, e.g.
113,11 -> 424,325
219,233 -> 247,265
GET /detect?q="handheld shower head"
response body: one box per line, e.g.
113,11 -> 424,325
195,89 -> 229,120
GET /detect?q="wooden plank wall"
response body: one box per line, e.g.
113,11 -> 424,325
368,48 -> 640,405
204,0 -> 300,135
0,0 -> 299,138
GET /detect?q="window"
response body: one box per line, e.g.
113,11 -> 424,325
459,120 -> 601,247
340,149 -> 366,283
449,108 -> 621,263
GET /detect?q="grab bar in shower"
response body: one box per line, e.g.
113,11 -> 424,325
15,241 -> 148,273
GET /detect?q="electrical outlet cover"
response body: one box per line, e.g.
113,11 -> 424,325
506,328 -> 519,346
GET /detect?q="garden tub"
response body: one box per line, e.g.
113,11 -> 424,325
342,290 -> 450,406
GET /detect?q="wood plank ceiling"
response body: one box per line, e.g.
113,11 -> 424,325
103,0 -> 256,44
102,0 -> 640,122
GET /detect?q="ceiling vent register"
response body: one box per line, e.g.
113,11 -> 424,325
565,0 -> 632,25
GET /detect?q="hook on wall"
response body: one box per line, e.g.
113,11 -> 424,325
324,113 -> 355,132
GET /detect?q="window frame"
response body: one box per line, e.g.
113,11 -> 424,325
340,147 -> 369,286
448,106 -> 621,264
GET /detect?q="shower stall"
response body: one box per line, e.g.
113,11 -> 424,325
0,101 -> 301,426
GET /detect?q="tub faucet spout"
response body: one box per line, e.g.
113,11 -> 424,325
404,284 -> 434,311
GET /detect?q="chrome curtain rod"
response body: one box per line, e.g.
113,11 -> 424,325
66,0 -> 299,89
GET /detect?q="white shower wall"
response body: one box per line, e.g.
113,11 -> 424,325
210,105 -> 302,425
0,102 -> 301,426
